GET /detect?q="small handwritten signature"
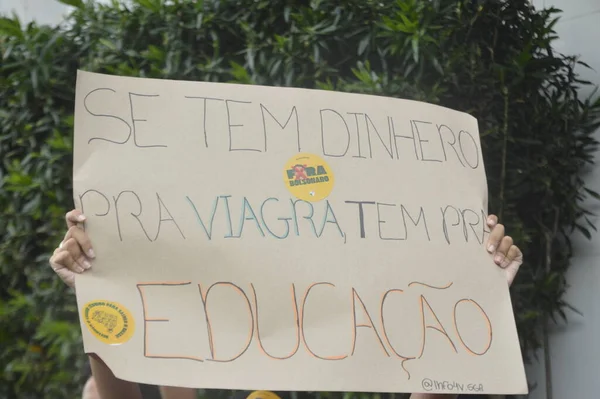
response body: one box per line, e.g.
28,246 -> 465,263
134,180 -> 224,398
421,378 -> 483,393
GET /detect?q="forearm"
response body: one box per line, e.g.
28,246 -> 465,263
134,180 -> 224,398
88,354 -> 143,399
159,386 -> 198,399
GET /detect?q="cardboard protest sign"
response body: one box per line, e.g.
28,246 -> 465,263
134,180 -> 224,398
73,70 -> 527,395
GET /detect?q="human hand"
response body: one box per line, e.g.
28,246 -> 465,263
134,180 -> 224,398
486,214 -> 523,286
49,209 -> 95,288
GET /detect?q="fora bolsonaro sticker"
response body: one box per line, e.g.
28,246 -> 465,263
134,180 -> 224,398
283,153 -> 334,202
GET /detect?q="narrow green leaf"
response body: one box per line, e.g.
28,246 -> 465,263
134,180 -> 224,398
56,0 -> 84,8
575,224 -> 592,240
399,14 -> 414,29
0,17 -> 23,39
432,56 -> 443,74
357,35 -> 370,56
99,38 -> 117,50
411,35 -> 419,62
135,0 -> 161,12
585,188 -> 600,201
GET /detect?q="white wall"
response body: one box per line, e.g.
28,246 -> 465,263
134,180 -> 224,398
527,1 -> 600,398
0,0 -> 71,25
2,0 -> 599,398
0,0 -> 111,23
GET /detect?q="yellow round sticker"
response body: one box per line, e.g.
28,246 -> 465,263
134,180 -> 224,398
246,391 -> 281,399
283,153 -> 334,202
81,300 -> 135,345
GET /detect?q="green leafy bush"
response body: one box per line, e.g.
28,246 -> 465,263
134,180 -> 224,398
1,0 -> 599,397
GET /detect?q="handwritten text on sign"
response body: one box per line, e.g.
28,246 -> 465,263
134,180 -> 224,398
73,71 -> 526,395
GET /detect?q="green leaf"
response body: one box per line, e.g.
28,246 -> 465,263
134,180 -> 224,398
432,56 -> 443,74
516,47 -> 532,67
411,35 -> 419,62
357,35 -> 370,56
98,38 -> 117,50
135,0 -> 161,12
399,13 -> 415,29
0,17 -> 23,39
56,0 -> 84,8
585,188 -> 600,201
229,61 -> 250,84
575,224 -> 592,240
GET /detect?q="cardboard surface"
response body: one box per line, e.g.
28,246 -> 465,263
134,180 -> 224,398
73,70 -> 527,395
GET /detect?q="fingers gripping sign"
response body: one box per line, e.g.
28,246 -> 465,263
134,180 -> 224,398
66,209 -> 86,228
49,209 -> 96,288
485,215 -> 523,287
503,245 -> 523,286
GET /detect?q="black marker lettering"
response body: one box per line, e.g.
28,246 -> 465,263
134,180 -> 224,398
391,116 -> 419,160
113,191 -> 153,242
377,202 -> 401,240
84,88 -> 132,145
347,112 -> 367,159
412,120 -> 442,163
437,125 -> 465,166
365,114 -> 394,159
461,208 -> 482,244
320,109 -> 351,157
226,99 -> 260,152
401,205 -> 431,241
481,209 -> 491,241
260,104 -> 301,152
345,201 -> 376,238
154,193 -> 185,240
458,130 -> 479,169
128,92 -> 166,148
78,189 -> 111,232
184,96 -> 224,148
441,205 -> 461,244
